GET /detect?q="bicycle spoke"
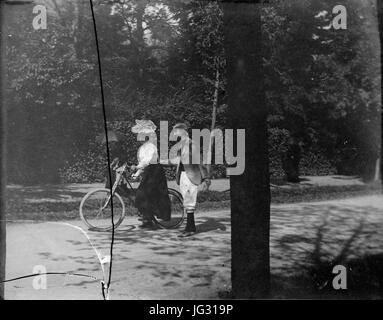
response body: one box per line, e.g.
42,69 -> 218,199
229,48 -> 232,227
80,189 -> 125,231
154,190 -> 184,229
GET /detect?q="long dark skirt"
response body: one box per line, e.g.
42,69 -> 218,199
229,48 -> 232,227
135,164 -> 171,221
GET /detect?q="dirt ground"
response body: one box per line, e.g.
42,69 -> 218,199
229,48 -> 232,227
5,194 -> 383,300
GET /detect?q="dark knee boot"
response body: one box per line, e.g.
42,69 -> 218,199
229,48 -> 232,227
179,209 -> 196,237
185,210 -> 196,232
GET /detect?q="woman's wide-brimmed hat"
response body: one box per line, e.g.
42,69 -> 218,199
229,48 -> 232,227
131,119 -> 157,134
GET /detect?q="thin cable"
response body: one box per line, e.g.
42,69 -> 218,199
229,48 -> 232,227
89,0 -> 115,298
1,272 -> 97,283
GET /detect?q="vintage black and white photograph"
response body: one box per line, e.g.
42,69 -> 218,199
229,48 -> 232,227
0,0 -> 382,302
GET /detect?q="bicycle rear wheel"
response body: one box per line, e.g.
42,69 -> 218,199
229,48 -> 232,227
79,188 -> 125,231
154,188 -> 184,229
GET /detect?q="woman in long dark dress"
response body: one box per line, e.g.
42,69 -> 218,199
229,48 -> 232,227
130,120 -> 171,229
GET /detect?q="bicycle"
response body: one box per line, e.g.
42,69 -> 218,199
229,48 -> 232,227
79,162 -> 184,231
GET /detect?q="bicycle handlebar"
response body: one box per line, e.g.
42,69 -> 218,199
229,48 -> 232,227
113,162 -> 129,171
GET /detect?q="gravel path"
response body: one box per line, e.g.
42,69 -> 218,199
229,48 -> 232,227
5,194 -> 382,299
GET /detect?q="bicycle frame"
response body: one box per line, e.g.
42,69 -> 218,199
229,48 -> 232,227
79,162 -> 184,230
102,163 -> 135,209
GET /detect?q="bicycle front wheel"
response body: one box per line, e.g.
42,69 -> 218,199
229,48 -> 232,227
79,188 -> 125,231
154,188 -> 184,229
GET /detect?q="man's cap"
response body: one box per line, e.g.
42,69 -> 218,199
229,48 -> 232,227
173,122 -> 188,130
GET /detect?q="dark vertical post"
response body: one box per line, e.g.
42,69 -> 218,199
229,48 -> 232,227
223,1 -> 271,298
0,0 -> 7,300
378,0 -> 383,185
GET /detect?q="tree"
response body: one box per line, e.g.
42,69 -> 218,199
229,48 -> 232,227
189,0 -> 225,184
223,1 -> 271,298
264,0 -> 381,181
0,0 -> 6,301
377,0 -> 383,182
5,0 -> 100,183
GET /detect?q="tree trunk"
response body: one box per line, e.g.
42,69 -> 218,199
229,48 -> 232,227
211,67 -> 220,132
72,0 -> 86,60
71,0 -> 79,60
378,0 -> 383,186
134,1 -> 146,88
282,137 -> 301,183
374,158 -> 380,181
0,0 -> 6,300
223,1 -> 271,298
206,66 -> 220,187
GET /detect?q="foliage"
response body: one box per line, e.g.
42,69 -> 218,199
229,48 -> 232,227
4,0 -> 381,184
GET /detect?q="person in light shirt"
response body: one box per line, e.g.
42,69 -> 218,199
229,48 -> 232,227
130,120 -> 171,229
168,123 -> 211,237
